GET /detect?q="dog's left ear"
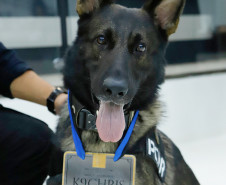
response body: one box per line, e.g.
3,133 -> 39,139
76,0 -> 114,16
143,0 -> 185,36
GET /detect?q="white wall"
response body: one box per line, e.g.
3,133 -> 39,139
159,73 -> 226,185
0,14 -> 213,49
159,73 -> 226,144
198,0 -> 226,27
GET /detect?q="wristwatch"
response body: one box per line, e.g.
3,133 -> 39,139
47,87 -> 67,114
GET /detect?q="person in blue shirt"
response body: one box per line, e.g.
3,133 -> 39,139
0,42 -> 65,185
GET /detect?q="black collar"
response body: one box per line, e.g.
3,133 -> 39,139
69,92 -> 134,131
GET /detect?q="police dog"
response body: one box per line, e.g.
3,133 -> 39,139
47,0 -> 199,184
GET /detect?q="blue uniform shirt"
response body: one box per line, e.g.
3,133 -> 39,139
0,42 -> 31,98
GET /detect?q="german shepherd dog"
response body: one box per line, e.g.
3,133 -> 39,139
48,0 -> 200,184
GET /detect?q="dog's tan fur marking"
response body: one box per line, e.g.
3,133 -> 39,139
143,0 -> 185,36
155,0 -> 185,36
129,100 -> 163,146
76,0 -> 99,16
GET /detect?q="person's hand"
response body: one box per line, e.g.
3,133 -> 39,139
54,93 -> 68,115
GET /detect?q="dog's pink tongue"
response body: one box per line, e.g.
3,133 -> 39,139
96,102 -> 125,143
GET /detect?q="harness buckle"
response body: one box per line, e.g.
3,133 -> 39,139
78,109 -> 97,130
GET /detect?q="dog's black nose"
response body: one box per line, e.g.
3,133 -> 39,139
103,78 -> 128,98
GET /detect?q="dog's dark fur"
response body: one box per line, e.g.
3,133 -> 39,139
47,0 -> 200,184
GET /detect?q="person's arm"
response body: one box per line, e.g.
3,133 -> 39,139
0,42 -> 67,114
10,70 -> 67,114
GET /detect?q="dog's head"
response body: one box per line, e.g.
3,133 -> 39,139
64,0 -> 185,142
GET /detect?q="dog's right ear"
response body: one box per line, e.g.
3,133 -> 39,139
76,0 -> 114,16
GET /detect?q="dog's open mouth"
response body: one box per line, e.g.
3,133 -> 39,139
96,101 -> 125,143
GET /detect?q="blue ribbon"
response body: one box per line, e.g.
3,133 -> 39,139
68,89 -> 139,161
113,110 -> 139,161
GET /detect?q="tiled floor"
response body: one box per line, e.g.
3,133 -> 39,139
1,72 -> 226,185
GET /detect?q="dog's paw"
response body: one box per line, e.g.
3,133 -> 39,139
46,174 -> 62,185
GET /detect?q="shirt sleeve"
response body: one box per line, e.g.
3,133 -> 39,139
0,42 -> 32,98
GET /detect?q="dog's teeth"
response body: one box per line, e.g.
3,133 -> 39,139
96,110 -> 99,116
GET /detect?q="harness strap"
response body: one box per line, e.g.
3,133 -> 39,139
126,126 -> 166,182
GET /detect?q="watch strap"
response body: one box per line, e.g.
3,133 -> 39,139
47,87 -> 66,114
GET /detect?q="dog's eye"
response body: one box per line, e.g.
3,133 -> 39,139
96,36 -> 106,45
136,44 -> 146,52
